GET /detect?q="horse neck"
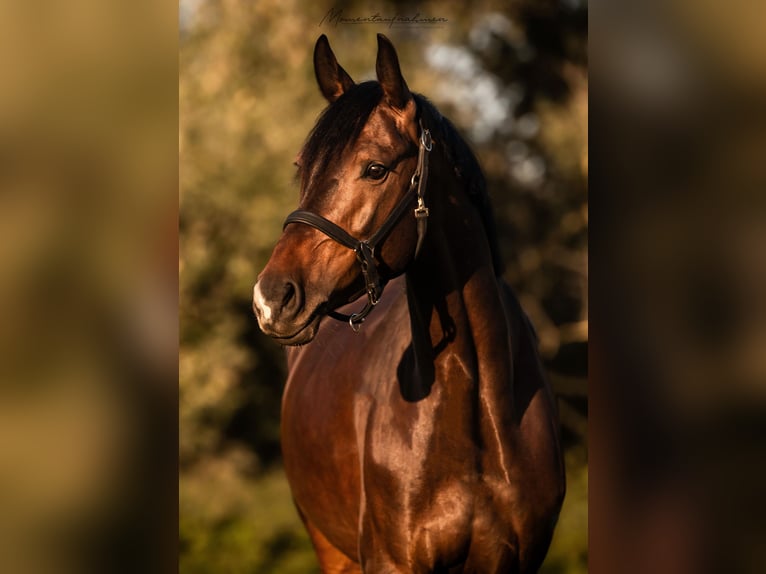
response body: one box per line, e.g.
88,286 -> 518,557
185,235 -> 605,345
403,162 -> 515,430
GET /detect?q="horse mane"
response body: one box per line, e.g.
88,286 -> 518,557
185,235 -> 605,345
300,81 -> 505,276
414,93 -> 506,276
300,81 -> 383,189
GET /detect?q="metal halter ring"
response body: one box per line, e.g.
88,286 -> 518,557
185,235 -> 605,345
421,128 -> 433,151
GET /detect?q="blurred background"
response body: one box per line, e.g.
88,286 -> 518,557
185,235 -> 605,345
180,0 -> 587,572
0,1 -> 177,573
590,1 -> 766,573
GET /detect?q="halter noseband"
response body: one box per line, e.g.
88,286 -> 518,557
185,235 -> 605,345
283,121 -> 432,331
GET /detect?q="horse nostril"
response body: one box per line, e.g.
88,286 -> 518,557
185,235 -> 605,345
281,279 -> 303,315
254,276 -> 303,325
282,281 -> 296,307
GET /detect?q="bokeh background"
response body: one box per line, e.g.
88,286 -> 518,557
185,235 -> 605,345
591,1 -> 766,572
179,1 -> 588,572
0,1 -> 177,573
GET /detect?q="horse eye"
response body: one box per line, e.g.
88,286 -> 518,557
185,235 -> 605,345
364,163 -> 388,180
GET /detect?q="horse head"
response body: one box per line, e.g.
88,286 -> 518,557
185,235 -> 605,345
253,35 -> 429,345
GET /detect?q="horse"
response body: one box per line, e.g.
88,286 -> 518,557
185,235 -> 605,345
252,34 -> 565,573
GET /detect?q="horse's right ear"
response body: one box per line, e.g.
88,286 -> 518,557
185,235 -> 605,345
314,35 -> 355,103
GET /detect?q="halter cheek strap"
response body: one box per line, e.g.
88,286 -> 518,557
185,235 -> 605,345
283,121 -> 432,331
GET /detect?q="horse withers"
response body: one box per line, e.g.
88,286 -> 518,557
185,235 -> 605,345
253,34 -> 565,573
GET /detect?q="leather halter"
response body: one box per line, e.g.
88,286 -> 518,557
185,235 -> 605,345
283,121 -> 433,331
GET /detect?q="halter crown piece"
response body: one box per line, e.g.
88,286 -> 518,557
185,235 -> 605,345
283,120 -> 432,332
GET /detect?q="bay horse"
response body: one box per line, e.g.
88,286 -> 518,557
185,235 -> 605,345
253,34 -> 565,573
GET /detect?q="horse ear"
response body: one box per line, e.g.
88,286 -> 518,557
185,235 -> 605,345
376,34 -> 411,110
314,34 -> 355,103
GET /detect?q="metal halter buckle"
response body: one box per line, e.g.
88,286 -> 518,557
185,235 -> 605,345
414,196 -> 429,219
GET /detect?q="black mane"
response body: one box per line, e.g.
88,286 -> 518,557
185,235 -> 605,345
300,81 -> 383,187
413,93 -> 505,276
300,82 -> 505,276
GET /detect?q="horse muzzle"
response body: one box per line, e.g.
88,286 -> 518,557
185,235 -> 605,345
252,275 -> 322,345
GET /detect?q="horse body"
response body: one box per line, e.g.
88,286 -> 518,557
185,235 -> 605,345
254,34 -> 564,573
281,178 -> 562,573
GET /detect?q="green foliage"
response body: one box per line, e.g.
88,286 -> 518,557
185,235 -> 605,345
542,447 -> 589,574
180,452 -> 318,574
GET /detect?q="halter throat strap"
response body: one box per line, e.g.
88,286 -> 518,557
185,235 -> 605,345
283,121 -> 432,331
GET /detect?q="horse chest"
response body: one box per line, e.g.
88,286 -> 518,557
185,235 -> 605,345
282,285 -> 553,571
358,390 -> 519,570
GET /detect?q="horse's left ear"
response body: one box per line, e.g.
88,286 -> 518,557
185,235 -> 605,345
376,34 -> 412,110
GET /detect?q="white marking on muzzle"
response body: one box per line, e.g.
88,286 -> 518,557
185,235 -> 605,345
253,282 -> 272,322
